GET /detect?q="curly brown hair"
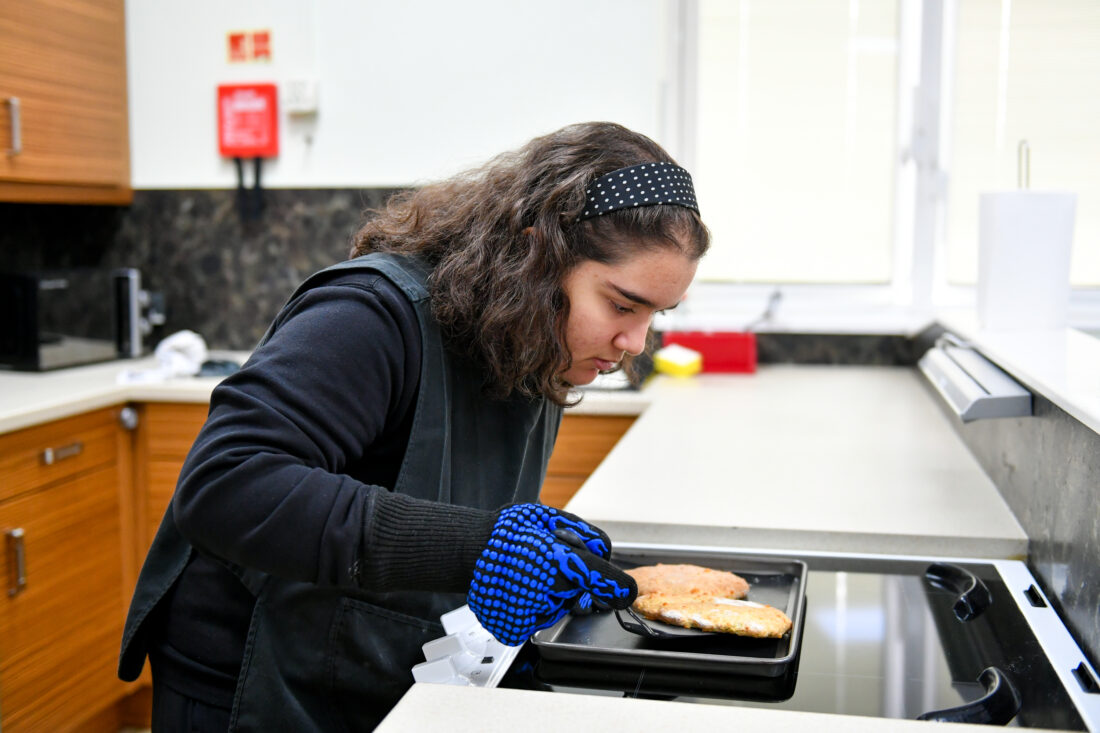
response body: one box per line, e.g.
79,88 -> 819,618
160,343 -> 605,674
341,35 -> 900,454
350,121 -> 709,406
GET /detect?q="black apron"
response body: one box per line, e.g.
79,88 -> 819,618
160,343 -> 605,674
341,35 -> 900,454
119,253 -> 563,731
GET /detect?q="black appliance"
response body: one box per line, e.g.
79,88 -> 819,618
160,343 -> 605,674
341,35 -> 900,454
500,543 -> 1100,730
0,267 -> 151,371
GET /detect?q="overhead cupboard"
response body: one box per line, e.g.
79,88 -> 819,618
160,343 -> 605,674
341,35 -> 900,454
0,0 -> 131,204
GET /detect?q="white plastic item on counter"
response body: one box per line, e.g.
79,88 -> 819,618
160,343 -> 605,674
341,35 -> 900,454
117,329 -> 210,383
410,605 -> 520,688
440,605 -> 479,635
407,656 -> 468,686
978,191 -> 1076,331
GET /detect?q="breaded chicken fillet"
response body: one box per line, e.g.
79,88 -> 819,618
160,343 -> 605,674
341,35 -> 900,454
625,563 -> 750,599
632,593 -> 792,638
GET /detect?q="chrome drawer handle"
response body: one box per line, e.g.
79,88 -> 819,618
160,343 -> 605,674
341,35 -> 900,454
41,441 -> 83,465
5,97 -> 20,156
7,528 -> 26,596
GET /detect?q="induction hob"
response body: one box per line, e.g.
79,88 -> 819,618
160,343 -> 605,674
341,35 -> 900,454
499,544 -> 1100,730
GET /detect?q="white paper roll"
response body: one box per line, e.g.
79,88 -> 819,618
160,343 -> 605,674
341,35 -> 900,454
978,191 -> 1076,331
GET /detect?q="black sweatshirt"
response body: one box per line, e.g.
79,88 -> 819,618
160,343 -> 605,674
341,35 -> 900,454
154,271 -> 497,706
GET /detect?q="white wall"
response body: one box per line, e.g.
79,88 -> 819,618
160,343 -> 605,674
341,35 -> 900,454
126,0 -> 667,189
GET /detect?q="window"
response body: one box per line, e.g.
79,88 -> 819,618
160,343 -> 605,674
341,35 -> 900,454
666,0 -> 1099,332
944,0 -> 1100,288
692,0 -> 902,285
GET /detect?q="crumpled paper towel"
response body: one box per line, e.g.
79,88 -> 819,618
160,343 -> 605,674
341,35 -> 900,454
117,330 -> 209,384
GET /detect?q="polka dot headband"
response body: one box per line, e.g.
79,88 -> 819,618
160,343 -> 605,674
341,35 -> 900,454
578,162 -> 699,222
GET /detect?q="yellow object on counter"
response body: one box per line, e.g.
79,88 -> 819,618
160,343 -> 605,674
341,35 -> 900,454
653,343 -> 703,377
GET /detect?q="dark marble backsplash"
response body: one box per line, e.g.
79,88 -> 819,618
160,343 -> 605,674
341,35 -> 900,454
0,188 -> 398,349
756,330 -> 934,366
1,190 -> 938,363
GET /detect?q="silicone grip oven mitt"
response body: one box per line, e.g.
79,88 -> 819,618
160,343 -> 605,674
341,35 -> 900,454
467,504 -> 637,646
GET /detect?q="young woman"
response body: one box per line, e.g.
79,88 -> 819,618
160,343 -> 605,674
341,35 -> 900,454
119,121 -> 709,731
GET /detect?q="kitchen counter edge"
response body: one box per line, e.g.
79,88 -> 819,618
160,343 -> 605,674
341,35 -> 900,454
0,354 -> 649,435
376,683 -> 1065,732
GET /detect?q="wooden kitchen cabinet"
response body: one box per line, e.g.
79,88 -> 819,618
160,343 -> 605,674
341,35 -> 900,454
541,414 -> 636,508
133,405 -> 637,517
0,0 -> 131,204
0,407 -> 135,732
132,403 -> 208,557
0,400 -> 634,731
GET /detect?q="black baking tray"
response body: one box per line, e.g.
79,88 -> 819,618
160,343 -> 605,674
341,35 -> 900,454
530,545 -> 808,678
532,605 -> 804,702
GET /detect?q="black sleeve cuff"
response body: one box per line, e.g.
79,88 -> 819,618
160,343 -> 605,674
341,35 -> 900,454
357,491 -> 499,593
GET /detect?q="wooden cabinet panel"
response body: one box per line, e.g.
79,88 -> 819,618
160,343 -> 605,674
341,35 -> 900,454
546,415 -> 635,476
539,475 -> 587,510
0,404 -> 209,731
145,458 -> 184,550
136,403 -> 207,554
0,464 -> 128,731
0,0 -> 130,203
144,403 -> 209,457
0,409 -> 119,503
541,414 -> 635,509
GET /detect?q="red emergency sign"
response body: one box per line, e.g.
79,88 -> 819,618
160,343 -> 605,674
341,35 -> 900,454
227,32 -> 248,63
217,83 -> 279,158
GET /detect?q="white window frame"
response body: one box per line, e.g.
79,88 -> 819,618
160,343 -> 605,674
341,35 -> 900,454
658,0 -> 1100,336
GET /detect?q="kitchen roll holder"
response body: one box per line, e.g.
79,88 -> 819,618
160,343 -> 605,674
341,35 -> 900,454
977,140 -> 1076,332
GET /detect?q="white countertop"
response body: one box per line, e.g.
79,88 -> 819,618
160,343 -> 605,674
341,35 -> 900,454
567,387 -> 650,416
0,354 -> 242,433
566,366 -> 1027,559
937,311 -> 1100,435
377,684 -> 1065,732
0,353 -> 645,434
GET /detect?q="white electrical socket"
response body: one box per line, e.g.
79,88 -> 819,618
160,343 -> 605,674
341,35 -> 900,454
284,77 -> 319,115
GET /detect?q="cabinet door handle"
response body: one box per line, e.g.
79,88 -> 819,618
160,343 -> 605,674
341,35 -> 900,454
119,405 -> 139,431
7,528 -> 26,596
41,441 -> 83,465
5,97 -> 21,156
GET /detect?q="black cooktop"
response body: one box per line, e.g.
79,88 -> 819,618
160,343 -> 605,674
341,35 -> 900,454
500,555 -> 1088,730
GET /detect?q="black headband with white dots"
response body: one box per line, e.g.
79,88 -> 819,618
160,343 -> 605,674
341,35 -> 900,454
577,162 -> 699,222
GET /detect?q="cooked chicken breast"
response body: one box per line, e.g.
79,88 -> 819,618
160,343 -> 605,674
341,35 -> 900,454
625,563 -> 750,599
632,593 -> 792,638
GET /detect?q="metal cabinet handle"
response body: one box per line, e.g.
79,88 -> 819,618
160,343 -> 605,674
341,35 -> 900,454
41,441 -> 83,465
119,406 -> 139,431
7,528 -> 26,596
6,96 -> 21,156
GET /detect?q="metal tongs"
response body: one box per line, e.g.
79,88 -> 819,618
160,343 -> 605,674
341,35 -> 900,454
615,605 -> 720,639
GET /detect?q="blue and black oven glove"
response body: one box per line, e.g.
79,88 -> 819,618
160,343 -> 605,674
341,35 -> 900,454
467,503 -> 637,646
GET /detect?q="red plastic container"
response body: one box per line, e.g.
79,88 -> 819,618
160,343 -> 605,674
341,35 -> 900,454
661,331 -> 757,373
